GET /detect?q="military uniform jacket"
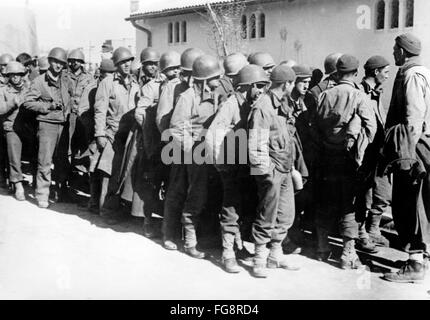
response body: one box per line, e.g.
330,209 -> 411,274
135,76 -> 165,160
248,91 -> 294,175
23,71 -> 71,124
94,72 -> 139,142
206,92 -> 248,168
66,69 -> 95,115
170,85 -> 219,155
0,82 -> 29,131
386,57 -> 430,145
156,77 -> 189,134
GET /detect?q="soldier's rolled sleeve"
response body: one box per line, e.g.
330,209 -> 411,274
248,108 -> 271,175
23,82 -> 50,114
405,73 -> 427,144
93,78 -> 110,137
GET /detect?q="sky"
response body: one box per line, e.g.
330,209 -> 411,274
1,0 -> 229,63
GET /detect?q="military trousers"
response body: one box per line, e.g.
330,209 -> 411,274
252,168 -> 295,245
355,170 -> 391,226
162,163 -> 208,244
392,170 -> 430,253
5,131 -> 23,183
36,121 -> 70,202
315,157 -> 359,239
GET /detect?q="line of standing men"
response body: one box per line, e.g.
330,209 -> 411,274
0,32 -> 429,282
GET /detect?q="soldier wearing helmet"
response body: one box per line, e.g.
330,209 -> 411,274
204,64 -> 271,273
309,53 -> 342,106
156,48 -> 203,137
162,54 -> 222,257
0,61 -> 30,200
247,62 -> 302,278
92,47 -> 140,217
136,47 -> 161,87
77,58 -> 116,213
248,52 -> 276,77
219,52 -> 248,98
65,49 -> 95,172
115,51 -> 177,234
23,47 -> 72,209
37,57 -> 49,76
0,53 -> 14,189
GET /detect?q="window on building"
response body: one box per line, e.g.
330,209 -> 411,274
241,15 -> 247,39
175,22 -> 180,42
391,0 -> 399,29
182,21 -> 187,42
168,22 -> 173,44
259,13 -> 266,38
405,0 -> 414,27
250,14 -> 256,39
376,0 -> 385,30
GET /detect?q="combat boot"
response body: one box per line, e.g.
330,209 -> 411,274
340,238 -> 363,270
221,232 -> 241,273
184,246 -> 206,259
267,241 -> 300,271
222,257 -> 241,273
367,214 -> 389,247
251,244 -> 269,278
383,259 -> 425,283
37,200 -> 49,209
14,182 -> 26,201
316,227 -> 331,261
184,223 -> 206,259
356,238 -> 379,254
162,238 -> 178,250
143,217 -> 156,238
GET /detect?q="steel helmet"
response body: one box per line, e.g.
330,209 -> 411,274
100,59 -> 116,72
48,47 -> 68,64
192,55 -> 222,81
112,47 -> 134,66
181,48 -> 204,71
292,64 -> 312,78
270,65 -> 296,83
37,56 -> 49,71
140,48 -> 160,64
248,52 -> 275,68
68,49 -> 85,63
5,61 -> 26,75
324,52 -> 342,75
223,53 -> 248,76
0,53 -> 14,65
237,64 -> 270,86
159,50 -> 181,72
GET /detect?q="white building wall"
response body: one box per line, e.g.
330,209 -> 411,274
133,0 -> 430,105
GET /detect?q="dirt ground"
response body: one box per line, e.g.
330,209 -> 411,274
0,187 -> 429,300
